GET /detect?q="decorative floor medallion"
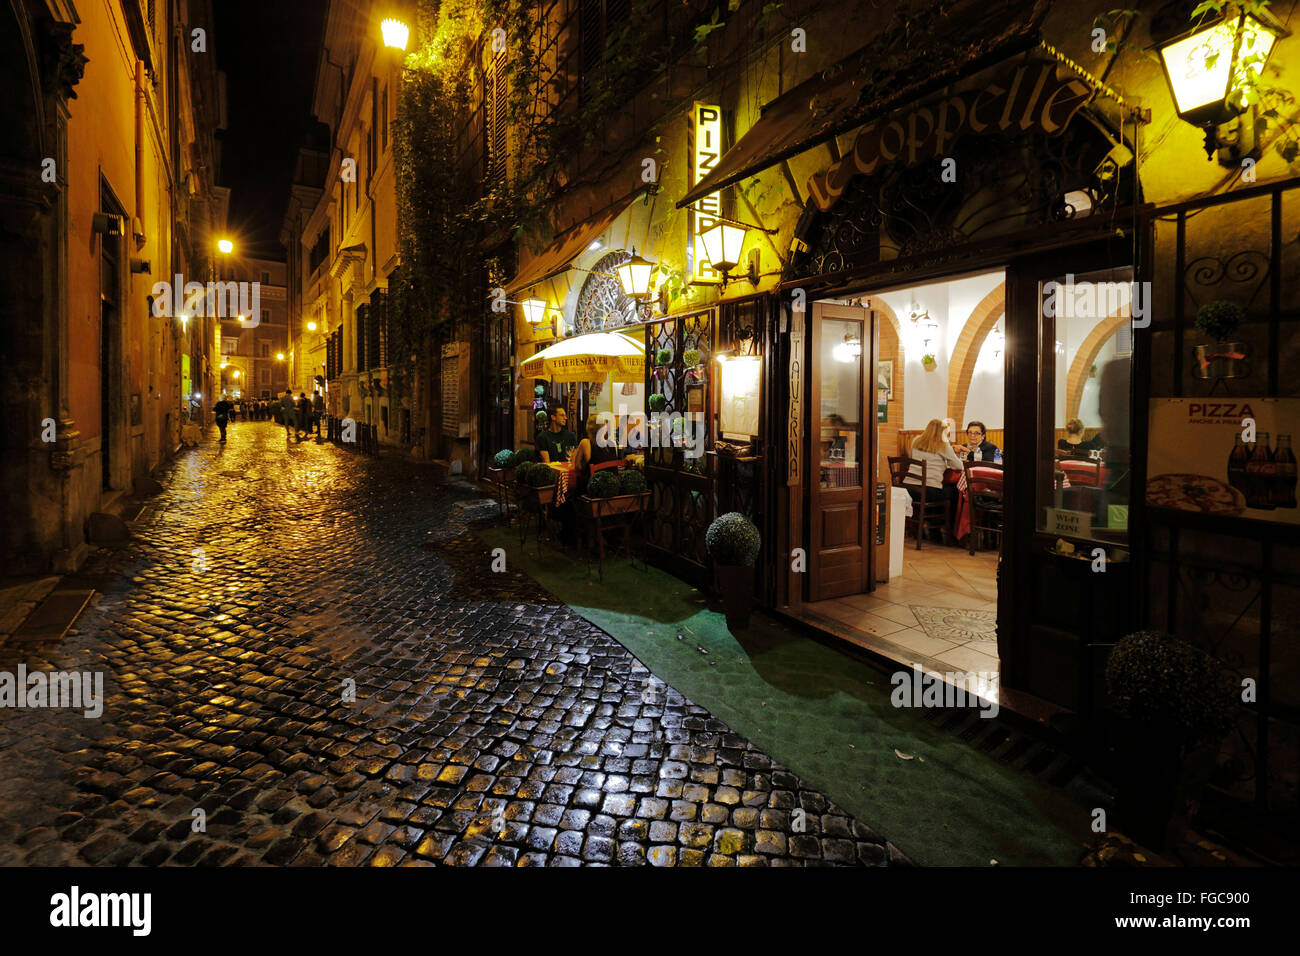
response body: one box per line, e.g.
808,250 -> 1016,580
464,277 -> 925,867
911,606 -> 997,645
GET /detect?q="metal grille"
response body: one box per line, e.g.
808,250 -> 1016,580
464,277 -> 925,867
643,312 -> 715,581
1141,176 -> 1300,827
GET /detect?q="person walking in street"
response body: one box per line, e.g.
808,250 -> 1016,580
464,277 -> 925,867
296,392 -> 311,440
312,389 -> 324,438
213,398 -> 233,443
280,388 -> 296,439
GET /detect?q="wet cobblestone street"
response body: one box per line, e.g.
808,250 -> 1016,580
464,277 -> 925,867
0,423 -> 900,866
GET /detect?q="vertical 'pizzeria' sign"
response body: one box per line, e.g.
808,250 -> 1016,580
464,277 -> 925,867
692,103 -> 722,284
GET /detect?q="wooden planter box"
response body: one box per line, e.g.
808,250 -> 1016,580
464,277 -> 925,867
516,483 -> 556,510
577,491 -> 651,518
488,466 -> 516,484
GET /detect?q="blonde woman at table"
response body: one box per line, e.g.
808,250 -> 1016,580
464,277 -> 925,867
908,418 -> 963,510
572,413 -> 622,495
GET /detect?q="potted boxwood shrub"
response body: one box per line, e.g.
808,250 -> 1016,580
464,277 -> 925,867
706,512 -> 761,629
647,392 -> 667,413
922,353 -> 937,371
1105,630 -> 1237,850
490,448 -> 515,483
1192,300 -> 1249,379
578,468 -> 650,518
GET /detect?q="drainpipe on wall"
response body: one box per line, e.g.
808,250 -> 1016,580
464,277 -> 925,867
134,60 -> 147,249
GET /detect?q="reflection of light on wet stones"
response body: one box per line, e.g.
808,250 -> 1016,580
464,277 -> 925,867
544,662 -> 567,676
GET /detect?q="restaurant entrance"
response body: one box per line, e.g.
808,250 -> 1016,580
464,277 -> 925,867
800,269 -> 1006,671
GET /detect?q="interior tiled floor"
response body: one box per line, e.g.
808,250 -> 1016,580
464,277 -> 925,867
805,544 -> 999,680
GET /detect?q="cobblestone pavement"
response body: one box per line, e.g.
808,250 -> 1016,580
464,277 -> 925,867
0,422 -> 904,866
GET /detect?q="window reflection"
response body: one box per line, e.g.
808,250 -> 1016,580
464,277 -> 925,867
1039,268 -> 1133,544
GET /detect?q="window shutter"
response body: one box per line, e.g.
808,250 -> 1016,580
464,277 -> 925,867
486,53 -> 508,184
367,298 -> 381,370
356,304 -> 368,371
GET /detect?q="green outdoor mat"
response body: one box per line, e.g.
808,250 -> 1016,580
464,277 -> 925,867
473,525 -> 1090,866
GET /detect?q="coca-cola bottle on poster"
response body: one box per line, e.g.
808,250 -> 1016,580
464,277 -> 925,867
1273,434 -> 1297,509
1246,432 -> 1276,510
1227,434 -> 1249,495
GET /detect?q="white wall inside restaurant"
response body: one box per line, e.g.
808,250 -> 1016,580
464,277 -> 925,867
870,269 -> 1004,431
964,331 -> 1005,432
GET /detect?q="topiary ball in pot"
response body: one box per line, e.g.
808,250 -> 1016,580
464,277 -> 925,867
1106,629 -> 1236,747
648,393 -> 667,413
707,512 -> 760,629
683,348 -> 701,366
1105,629 -> 1237,849
655,348 -> 673,367
515,462 -> 537,485
492,448 -> 514,469
528,464 -> 557,488
587,470 -> 621,498
618,469 -> 647,496
707,512 -> 761,567
1193,300 -> 1246,343
510,447 -> 536,468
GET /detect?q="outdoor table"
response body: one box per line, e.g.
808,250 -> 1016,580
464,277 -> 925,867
547,462 -> 578,506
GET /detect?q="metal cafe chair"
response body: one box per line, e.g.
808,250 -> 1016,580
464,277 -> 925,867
888,456 -> 951,550
963,461 -> 1005,555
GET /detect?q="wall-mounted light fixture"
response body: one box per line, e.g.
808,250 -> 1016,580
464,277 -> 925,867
381,17 -> 410,51
1153,2 -> 1287,162
616,250 -> 656,299
699,222 -> 754,287
521,298 -> 550,325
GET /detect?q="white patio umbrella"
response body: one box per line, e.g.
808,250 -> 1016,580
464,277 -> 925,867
521,330 -> 645,383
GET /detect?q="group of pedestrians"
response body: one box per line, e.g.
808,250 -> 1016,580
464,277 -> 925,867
209,390 -> 324,443
280,388 -> 323,442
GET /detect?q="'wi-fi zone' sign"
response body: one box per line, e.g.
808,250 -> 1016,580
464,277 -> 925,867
692,103 -> 722,284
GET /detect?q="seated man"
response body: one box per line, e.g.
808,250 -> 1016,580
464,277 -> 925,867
536,406 -> 578,463
958,420 -> 1002,463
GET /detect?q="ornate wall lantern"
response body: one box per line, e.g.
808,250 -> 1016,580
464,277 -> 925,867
1153,2 -> 1287,161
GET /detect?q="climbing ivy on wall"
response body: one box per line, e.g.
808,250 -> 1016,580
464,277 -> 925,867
391,0 -> 728,357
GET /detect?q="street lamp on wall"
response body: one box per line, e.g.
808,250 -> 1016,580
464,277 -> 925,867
381,17 -> 409,51
616,250 -> 656,299
699,222 -> 755,287
1153,2 -> 1287,162
217,238 -> 234,255
521,298 -> 549,326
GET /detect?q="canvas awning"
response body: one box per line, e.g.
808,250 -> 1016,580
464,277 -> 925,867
676,0 -> 1049,209
504,190 -> 643,296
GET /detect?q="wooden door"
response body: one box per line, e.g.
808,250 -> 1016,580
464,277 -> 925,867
807,302 -> 874,601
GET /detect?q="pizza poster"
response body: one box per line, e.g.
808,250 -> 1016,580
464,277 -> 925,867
1146,398 -> 1300,525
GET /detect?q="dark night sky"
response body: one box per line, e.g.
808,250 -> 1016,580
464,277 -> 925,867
214,0 -> 327,262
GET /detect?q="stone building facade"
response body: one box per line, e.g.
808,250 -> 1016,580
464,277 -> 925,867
1,0 -> 226,573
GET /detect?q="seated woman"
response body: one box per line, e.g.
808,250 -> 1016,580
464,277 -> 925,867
908,418 -> 963,510
572,413 -> 622,494
1058,418 -> 1102,455
958,420 -> 1002,463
